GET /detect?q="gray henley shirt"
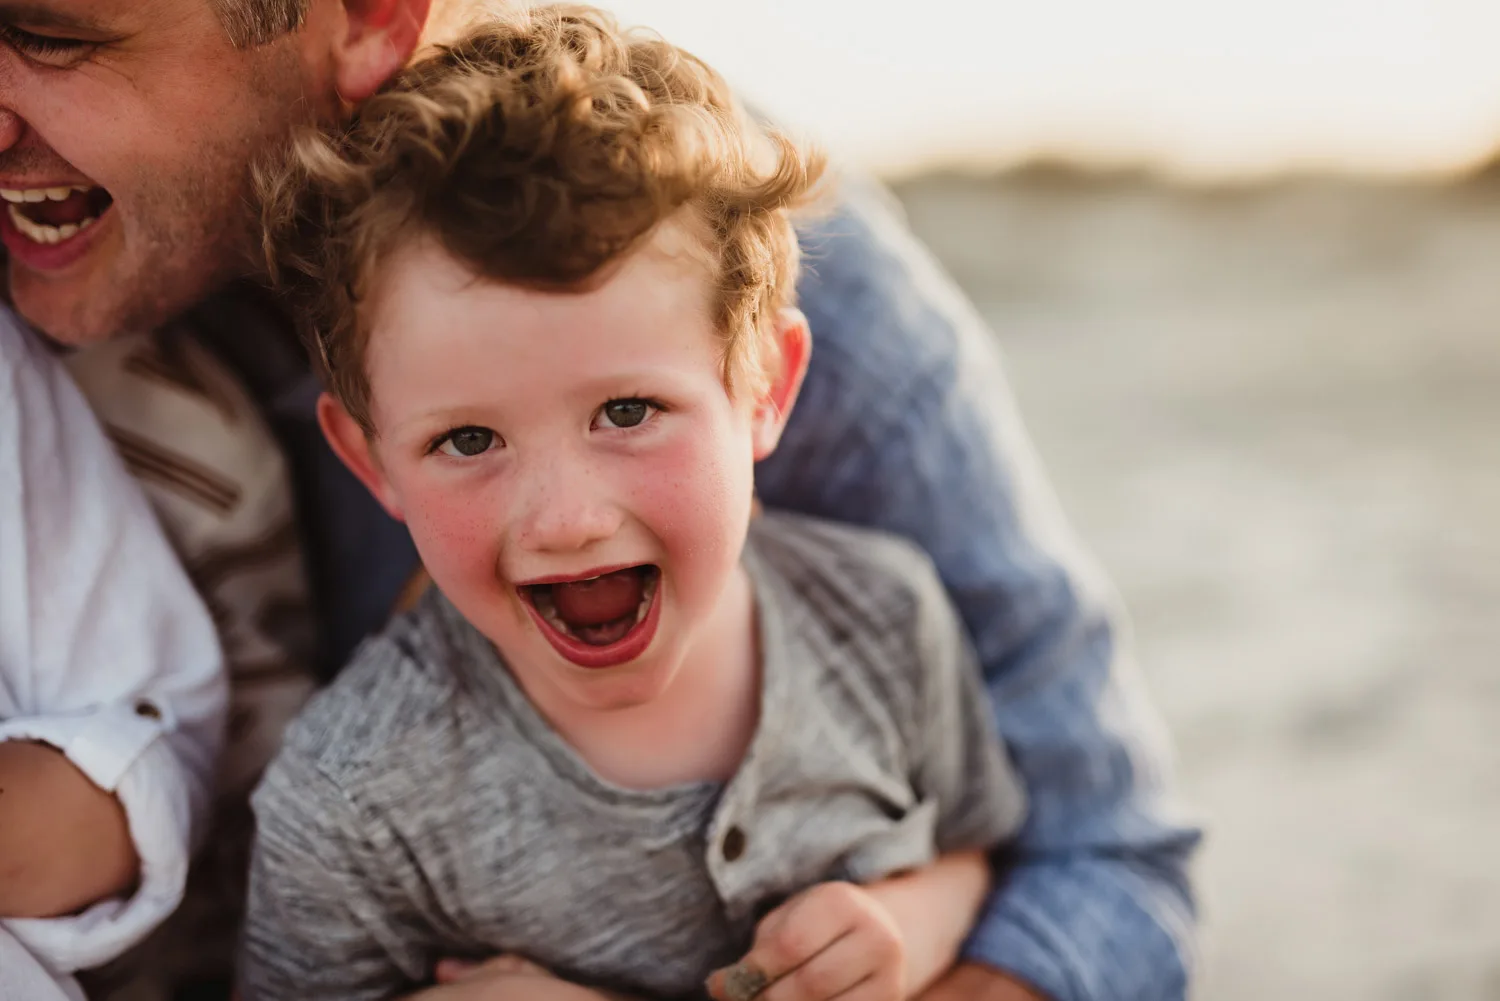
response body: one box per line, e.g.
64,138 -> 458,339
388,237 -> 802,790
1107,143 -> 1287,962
240,511 -> 1026,1001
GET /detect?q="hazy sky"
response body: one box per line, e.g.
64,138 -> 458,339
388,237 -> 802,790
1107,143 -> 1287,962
606,0 -> 1500,179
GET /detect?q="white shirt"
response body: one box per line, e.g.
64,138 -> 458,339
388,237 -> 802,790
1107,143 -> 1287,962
0,310 -> 227,974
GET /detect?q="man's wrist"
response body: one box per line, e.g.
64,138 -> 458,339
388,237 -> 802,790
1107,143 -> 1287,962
0,739 -> 138,917
920,961 -> 1050,1001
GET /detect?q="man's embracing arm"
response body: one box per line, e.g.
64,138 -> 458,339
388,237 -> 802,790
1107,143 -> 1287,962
756,178 -> 1202,1001
0,741 -> 136,917
0,312 -> 226,972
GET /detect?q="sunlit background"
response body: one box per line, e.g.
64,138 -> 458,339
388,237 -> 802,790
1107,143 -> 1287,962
611,0 -> 1500,179
607,2 -> 1500,999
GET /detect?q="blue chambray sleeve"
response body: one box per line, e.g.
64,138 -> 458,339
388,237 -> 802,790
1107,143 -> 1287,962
755,177 -> 1204,1001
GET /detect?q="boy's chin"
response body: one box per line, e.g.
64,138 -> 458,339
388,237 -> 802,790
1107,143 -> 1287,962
555,657 -> 678,712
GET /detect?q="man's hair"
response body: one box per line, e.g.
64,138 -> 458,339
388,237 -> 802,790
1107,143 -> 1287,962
258,3 -> 826,433
213,0 -> 307,48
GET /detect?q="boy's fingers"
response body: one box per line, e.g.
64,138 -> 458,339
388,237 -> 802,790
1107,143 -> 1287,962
825,976 -> 893,1001
757,930 -> 870,1001
709,890 -> 858,1000
707,960 -> 773,1001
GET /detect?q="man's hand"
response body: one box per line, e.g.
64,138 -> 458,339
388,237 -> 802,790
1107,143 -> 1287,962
917,962 -> 1048,1001
0,740 -> 137,917
707,882 -> 905,1001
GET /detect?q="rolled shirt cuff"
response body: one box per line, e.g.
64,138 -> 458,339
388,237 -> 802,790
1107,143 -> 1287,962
1,703 -> 196,972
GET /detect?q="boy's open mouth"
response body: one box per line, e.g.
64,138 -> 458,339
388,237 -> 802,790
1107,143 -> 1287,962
520,565 -> 662,669
1,186 -> 114,245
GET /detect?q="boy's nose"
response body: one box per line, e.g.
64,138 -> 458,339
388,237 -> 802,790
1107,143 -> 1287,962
511,461 -> 623,555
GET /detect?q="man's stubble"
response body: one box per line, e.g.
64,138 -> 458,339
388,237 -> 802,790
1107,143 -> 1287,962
3,40 -> 315,342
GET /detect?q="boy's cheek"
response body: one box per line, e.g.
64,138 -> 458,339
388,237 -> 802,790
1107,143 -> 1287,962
632,431 -> 748,519
400,488 -> 502,576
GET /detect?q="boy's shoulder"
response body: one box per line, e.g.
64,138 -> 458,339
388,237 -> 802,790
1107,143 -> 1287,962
270,589 -> 481,787
745,509 -> 962,704
746,508 -> 949,614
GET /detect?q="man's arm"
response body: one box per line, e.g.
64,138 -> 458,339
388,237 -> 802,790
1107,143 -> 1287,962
0,741 -> 136,917
756,178 -> 1202,1001
0,311 -> 227,972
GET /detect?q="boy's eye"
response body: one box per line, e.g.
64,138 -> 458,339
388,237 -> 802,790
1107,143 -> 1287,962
596,398 -> 656,430
435,426 -> 497,457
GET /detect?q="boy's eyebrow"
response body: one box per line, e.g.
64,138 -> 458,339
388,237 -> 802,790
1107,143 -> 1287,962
0,2 -> 112,34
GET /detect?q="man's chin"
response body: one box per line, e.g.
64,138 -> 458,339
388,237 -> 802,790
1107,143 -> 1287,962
6,261 -> 220,346
6,279 -> 122,345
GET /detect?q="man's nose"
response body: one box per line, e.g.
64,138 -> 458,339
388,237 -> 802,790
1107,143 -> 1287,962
513,458 -> 623,555
0,109 -> 23,153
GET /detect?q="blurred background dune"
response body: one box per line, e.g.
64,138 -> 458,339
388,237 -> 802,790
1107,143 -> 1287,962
606,1 -> 1500,997
894,166 -> 1500,1000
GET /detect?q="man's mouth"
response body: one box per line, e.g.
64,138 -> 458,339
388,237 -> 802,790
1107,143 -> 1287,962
1,186 -> 113,245
520,565 -> 663,669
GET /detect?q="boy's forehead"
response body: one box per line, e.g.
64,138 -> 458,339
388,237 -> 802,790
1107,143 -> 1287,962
373,221 -> 716,324
365,224 -> 719,365
641,215 -> 717,275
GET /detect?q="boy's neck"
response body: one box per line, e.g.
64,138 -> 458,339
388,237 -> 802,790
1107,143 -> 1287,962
525,563 -> 762,791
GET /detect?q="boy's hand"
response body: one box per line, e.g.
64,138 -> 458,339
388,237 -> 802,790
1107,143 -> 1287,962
707,882 -> 905,1001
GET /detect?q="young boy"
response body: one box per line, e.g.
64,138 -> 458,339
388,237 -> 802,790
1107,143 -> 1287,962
241,7 -> 1026,1001
0,311 -> 227,1001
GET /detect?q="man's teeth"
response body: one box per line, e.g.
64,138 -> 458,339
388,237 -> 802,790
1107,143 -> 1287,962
0,186 -> 89,204
7,203 -> 95,245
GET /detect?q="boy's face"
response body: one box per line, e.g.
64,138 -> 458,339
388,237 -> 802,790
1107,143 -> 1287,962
325,225 -> 808,714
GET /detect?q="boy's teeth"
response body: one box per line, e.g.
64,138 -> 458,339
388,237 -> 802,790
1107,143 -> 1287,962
634,573 -> 659,625
530,589 -> 576,638
545,606 -> 575,638
530,568 -> 660,641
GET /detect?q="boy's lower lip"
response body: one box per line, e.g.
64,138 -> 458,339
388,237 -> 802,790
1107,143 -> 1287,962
522,580 -> 664,669
0,202 -> 113,273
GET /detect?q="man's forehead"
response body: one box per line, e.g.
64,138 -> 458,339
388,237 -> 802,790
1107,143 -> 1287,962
0,0 -> 118,31
0,0 -> 202,34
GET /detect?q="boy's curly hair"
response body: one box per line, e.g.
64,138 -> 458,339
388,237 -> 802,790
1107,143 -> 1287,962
258,3 -> 826,433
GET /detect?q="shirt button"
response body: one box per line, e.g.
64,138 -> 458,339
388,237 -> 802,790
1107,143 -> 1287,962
722,825 -> 747,862
134,699 -> 163,721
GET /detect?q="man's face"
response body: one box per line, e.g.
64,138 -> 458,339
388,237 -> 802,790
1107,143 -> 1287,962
0,0 -> 332,343
354,227 -> 776,719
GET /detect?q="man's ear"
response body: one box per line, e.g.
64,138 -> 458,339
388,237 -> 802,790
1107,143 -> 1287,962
750,308 -> 812,462
317,392 -> 406,521
330,0 -> 432,104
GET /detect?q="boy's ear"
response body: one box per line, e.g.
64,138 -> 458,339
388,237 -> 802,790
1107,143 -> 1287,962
750,308 -> 812,462
317,392 -> 406,522
330,0 -> 432,104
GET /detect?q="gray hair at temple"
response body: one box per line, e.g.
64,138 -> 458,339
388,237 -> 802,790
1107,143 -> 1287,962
212,0 -> 308,48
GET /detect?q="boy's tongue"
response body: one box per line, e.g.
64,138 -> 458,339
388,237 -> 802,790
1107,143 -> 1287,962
551,568 -> 645,627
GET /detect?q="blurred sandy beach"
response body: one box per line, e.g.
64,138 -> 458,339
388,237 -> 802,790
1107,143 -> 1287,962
888,168 -> 1500,1000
